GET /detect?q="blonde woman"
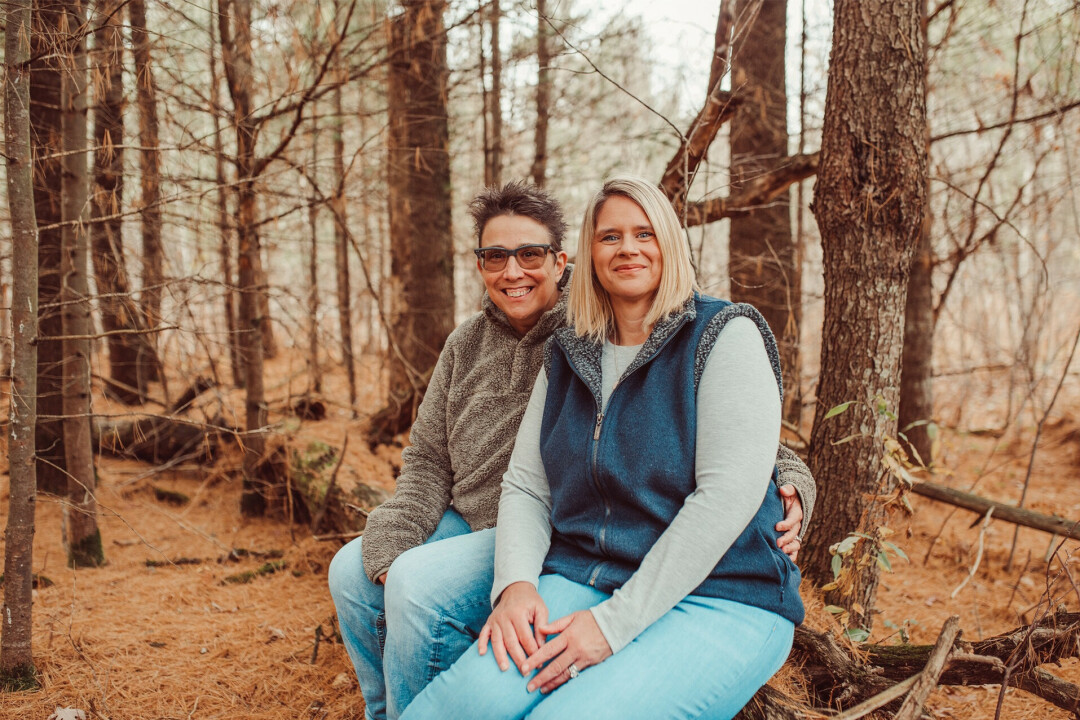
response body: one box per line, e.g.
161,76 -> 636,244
401,177 -> 802,720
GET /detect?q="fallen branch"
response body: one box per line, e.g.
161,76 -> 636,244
740,611 -> 1080,718
912,481 -> 1080,541
681,153 -> 820,227
893,615 -> 960,720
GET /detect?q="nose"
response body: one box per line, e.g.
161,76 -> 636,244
502,254 -> 526,279
617,238 -> 640,256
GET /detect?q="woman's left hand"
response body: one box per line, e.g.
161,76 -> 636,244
776,484 -> 803,561
521,610 -> 612,693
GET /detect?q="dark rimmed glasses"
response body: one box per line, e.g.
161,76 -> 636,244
473,244 -> 553,272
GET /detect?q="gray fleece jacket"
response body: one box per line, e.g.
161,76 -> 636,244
361,271 -> 816,582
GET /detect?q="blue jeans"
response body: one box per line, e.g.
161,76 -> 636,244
401,574 -> 794,720
327,510 -> 495,720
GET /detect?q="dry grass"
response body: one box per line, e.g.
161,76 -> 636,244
3,354 -> 1080,719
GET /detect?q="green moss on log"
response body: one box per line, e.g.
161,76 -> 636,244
152,485 -> 190,505
0,662 -> 39,692
223,560 -> 286,585
68,529 -> 105,568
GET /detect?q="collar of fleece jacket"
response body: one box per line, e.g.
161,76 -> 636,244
481,264 -> 574,340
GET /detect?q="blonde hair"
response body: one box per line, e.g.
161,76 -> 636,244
567,176 -> 697,342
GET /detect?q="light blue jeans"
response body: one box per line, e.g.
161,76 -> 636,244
327,510 -> 495,720
401,573 -> 794,720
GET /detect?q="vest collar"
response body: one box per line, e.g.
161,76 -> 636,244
551,295 -> 698,403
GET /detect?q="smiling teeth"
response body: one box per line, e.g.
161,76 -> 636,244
506,288 -> 531,298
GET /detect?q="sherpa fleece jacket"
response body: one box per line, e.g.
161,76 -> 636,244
360,280 -> 571,582
361,272 -> 817,583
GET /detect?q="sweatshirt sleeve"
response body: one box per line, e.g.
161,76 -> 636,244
361,337 -> 458,582
589,317 -> 782,653
490,370 -> 553,606
775,444 -> 816,539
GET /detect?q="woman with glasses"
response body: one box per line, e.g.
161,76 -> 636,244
329,181 -> 813,720
401,177 -> 802,720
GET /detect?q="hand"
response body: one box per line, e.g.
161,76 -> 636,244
522,610 -> 612,694
776,484 -> 804,561
478,582 -> 549,675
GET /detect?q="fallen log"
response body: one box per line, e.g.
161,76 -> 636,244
737,611 -> 1080,719
913,481 -> 1080,541
893,615 -> 960,720
93,415 -> 223,464
290,436 -> 389,535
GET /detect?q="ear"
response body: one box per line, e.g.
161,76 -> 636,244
554,251 -> 568,279
476,257 -> 485,274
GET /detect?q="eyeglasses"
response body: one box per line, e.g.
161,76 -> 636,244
473,244 -> 553,272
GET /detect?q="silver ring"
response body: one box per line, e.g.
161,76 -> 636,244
568,663 -> 580,679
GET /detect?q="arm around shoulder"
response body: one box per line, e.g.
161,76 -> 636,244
775,443 -> 816,540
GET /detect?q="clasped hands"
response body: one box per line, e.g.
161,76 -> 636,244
478,581 -> 612,694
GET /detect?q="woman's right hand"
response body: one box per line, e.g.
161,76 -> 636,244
478,581 -> 549,675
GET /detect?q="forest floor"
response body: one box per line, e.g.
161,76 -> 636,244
3,353 -> 1080,720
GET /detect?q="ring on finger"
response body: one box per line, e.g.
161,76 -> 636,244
568,663 -> 580,679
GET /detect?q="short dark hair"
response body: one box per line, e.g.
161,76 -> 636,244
468,181 -> 568,252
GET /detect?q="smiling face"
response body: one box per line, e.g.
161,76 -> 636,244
479,214 -> 568,336
591,195 -> 663,308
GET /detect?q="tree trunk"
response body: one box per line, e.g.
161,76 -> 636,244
129,0 -> 164,349
0,280 -> 10,379
899,218 -> 934,466
208,15 -> 243,388
61,0 -> 104,568
31,0 -> 68,494
803,0 -> 927,630
898,0 -> 934,468
90,0 -> 152,406
218,0 -> 269,516
530,0 -> 551,187
308,106 -> 323,393
333,78 -> 357,413
258,258 -> 277,359
487,0 -> 502,187
729,0 -> 801,425
369,0 -> 454,444
2,0 -> 40,686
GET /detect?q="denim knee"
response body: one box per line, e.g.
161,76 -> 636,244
328,536 -> 379,604
382,549 -> 442,617
326,537 -> 360,600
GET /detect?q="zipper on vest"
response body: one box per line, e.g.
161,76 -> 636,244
591,407 -> 611,556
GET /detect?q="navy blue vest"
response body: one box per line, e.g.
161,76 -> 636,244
539,295 -> 804,625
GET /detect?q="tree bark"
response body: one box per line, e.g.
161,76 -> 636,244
31,0 -> 68,494
129,0 -> 164,344
218,0 -> 269,516
90,0 -> 153,406
61,0 -> 104,568
487,0 -> 502,187
530,0 -> 551,186
803,0 -> 928,630
729,0 -> 800,425
308,106 -> 323,393
2,0 -> 40,685
369,0 -> 454,445
898,0 -> 935,467
333,77 -> 357,413
0,280 -> 10,380
207,14 -> 243,387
